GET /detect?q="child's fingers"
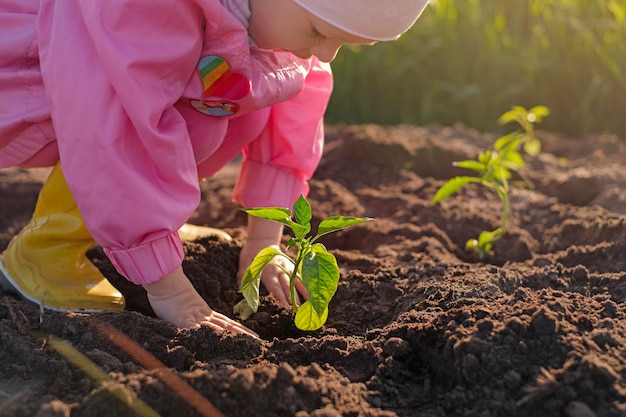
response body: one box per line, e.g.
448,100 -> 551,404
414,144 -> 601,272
201,312 -> 259,339
262,276 -> 290,306
295,280 -> 308,301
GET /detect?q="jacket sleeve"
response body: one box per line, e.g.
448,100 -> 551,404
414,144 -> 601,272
37,0 -> 218,285
233,58 -> 334,209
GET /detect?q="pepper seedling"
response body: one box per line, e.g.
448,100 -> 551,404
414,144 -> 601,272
430,105 -> 549,258
239,195 -> 372,331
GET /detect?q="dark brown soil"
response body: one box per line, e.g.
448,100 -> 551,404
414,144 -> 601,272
1,123 -> 626,417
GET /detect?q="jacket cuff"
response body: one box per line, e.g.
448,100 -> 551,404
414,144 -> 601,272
233,159 -> 308,209
104,232 -> 184,285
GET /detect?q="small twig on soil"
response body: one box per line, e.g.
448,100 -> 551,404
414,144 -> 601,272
3,297 -> 26,334
91,320 -> 226,417
39,299 -> 44,324
47,336 -> 161,417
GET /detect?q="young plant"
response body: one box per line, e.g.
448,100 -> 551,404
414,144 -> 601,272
430,105 -> 550,258
239,195 -> 372,331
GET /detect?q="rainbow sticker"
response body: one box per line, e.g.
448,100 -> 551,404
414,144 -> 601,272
198,55 -> 250,101
192,56 -> 250,116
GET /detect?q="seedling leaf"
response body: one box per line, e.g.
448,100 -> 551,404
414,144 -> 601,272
501,150 -> 525,168
454,160 -> 486,173
523,138 -> 541,156
243,207 -> 291,222
497,105 -> 527,125
233,299 -> 255,320
293,195 -> 312,226
317,216 -> 372,237
529,105 -> 550,122
430,176 -> 480,205
240,246 -> 282,312
294,301 -> 328,331
492,166 -> 512,181
301,246 -> 339,316
478,150 -> 495,165
243,207 -> 309,239
494,132 -> 521,151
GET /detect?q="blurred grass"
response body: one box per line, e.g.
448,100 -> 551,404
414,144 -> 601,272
327,0 -> 626,138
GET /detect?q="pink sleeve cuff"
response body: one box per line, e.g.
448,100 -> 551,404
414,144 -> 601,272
103,232 -> 184,285
233,159 -> 308,208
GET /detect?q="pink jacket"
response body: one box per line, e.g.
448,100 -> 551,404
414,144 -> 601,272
0,0 -> 333,285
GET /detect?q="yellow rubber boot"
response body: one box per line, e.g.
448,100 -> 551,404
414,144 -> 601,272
177,223 -> 232,242
0,164 -> 125,311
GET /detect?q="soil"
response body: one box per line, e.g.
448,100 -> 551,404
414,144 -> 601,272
1,123 -> 626,417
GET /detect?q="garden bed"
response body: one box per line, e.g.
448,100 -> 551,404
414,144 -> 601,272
1,123 -> 625,417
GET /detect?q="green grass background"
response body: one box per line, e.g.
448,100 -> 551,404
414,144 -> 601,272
327,0 -> 625,138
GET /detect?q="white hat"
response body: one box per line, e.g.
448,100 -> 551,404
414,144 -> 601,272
293,0 -> 429,41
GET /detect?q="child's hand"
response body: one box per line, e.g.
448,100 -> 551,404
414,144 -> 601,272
238,238 -> 307,308
144,267 -> 258,338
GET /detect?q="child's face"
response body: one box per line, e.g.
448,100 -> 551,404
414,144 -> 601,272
248,0 -> 376,63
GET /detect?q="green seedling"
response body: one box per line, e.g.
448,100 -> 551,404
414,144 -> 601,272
430,105 -> 549,258
239,195 -> 372,331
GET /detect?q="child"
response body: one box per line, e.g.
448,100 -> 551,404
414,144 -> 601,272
0,0 -> 429,336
